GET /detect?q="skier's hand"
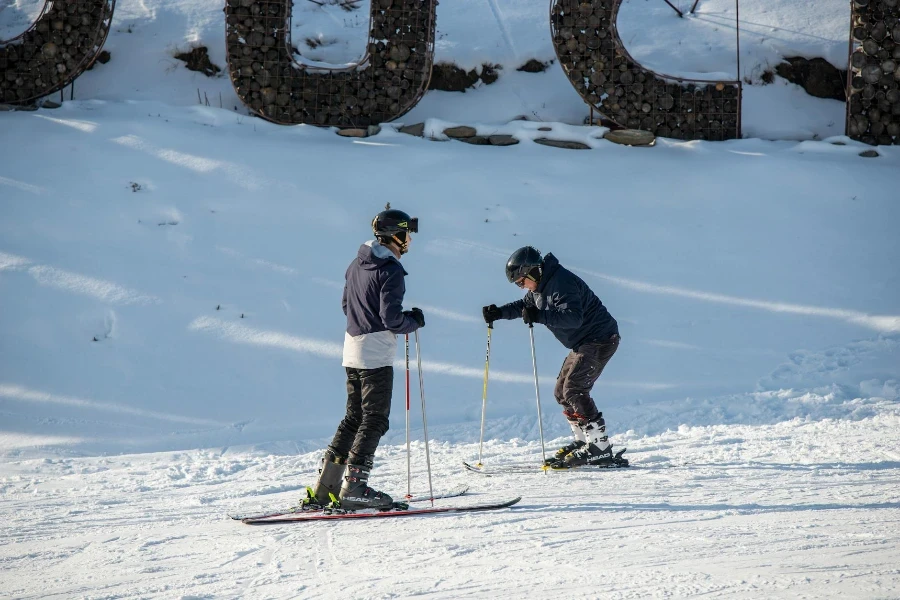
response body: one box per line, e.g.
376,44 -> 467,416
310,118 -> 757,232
522,305 -> 540,325
482,304 -> 502,324
404,307 -> 425,328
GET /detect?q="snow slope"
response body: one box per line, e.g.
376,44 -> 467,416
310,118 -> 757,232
2,102 -> 897,456
1,0 -> 899,597
2,416 -> 899,598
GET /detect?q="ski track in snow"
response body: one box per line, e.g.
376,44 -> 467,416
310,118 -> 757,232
1,415 -> 899,599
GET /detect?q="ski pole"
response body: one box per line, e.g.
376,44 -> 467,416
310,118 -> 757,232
414,330 -> 435,505
528,323 -> 547,468
477,323 -> 493,467
405,334 -> 411,499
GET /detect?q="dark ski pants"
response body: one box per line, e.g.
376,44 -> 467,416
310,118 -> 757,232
553,335 -> 619,424
329,366 -> 393,462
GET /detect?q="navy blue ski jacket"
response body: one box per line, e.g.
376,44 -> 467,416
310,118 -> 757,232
343,240 -> 419,336
498,253 -> 618,349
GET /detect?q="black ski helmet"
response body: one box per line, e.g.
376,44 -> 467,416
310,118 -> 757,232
506,246 -> 543,284
372,209 -> 418,254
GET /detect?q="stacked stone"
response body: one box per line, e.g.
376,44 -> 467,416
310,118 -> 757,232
0,0 -> 114,104
848,0 -> 900,144
550,0 -> 740,141
225,0 -> 436,126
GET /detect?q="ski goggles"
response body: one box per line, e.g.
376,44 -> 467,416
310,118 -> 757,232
398,217 -> 418,233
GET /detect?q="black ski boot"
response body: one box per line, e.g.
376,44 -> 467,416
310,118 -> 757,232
543,418 -> 588,467
560,441 -> 616,467
543,440 -> 586,467
557,417 -> 628,468
337,455 -> 394,511
305,448 -> 346,508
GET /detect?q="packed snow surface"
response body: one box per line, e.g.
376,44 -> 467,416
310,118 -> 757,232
1,0 -> 899,597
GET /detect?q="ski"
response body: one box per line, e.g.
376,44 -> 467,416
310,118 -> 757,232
241,496 -> 521,524
463,456 -> 629,476
229,483 -> 469,521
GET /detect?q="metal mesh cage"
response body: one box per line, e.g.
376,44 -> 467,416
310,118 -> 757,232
225,0 -> 436,126
550,0 -> 742,141
0,0 -> 115,104
847,0 -> 900,145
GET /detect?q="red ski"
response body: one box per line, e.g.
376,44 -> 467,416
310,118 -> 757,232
230,484 -> 469,521
241,496 -> 521,524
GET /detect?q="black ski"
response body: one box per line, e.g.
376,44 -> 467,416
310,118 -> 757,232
229,484 -> 469,521
242,496 -> 521,524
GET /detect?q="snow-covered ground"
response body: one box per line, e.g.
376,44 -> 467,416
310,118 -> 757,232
2,0 -> 899,597
3,417 -> 900,598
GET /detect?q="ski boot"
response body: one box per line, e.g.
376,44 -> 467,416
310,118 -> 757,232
543,418 -> 587,467
560,442 -> 615,468
556,417 -> 628,468
304,448 -> 346,508
336,455 -> 395,511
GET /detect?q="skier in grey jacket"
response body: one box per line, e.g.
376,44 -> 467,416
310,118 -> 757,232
309,209 -> 424,510
482,246 -> 626,468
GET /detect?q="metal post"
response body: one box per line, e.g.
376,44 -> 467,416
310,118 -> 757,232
414,330 -> 435,504
528,324 -> 547,468
845,0 -> 854,135
477,324 -> 493,466
736,0 -> 742,138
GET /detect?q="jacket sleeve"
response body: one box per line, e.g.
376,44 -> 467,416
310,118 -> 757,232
539,285 -> 584,329
498,294 -> 533,320
342,264 -> 350,316
380,266 -> 418,334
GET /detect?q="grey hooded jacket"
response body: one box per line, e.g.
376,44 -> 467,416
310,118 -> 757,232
498,253 -> 618,350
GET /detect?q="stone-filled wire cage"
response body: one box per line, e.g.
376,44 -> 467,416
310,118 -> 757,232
550,0 -> 742,141
0,0 -> 115,105
847,0 -> 900,144
225,0 -> 436,127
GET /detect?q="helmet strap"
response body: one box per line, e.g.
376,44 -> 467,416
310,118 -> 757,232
391,231 -> 410,255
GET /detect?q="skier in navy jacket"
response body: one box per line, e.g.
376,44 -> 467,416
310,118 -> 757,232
309,209 -> 424,510
482,246 -> 626,468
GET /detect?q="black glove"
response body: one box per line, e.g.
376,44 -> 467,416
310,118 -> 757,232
404,307 -> 425,328
522,305 -> 539,325
482,304 -> 502,324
